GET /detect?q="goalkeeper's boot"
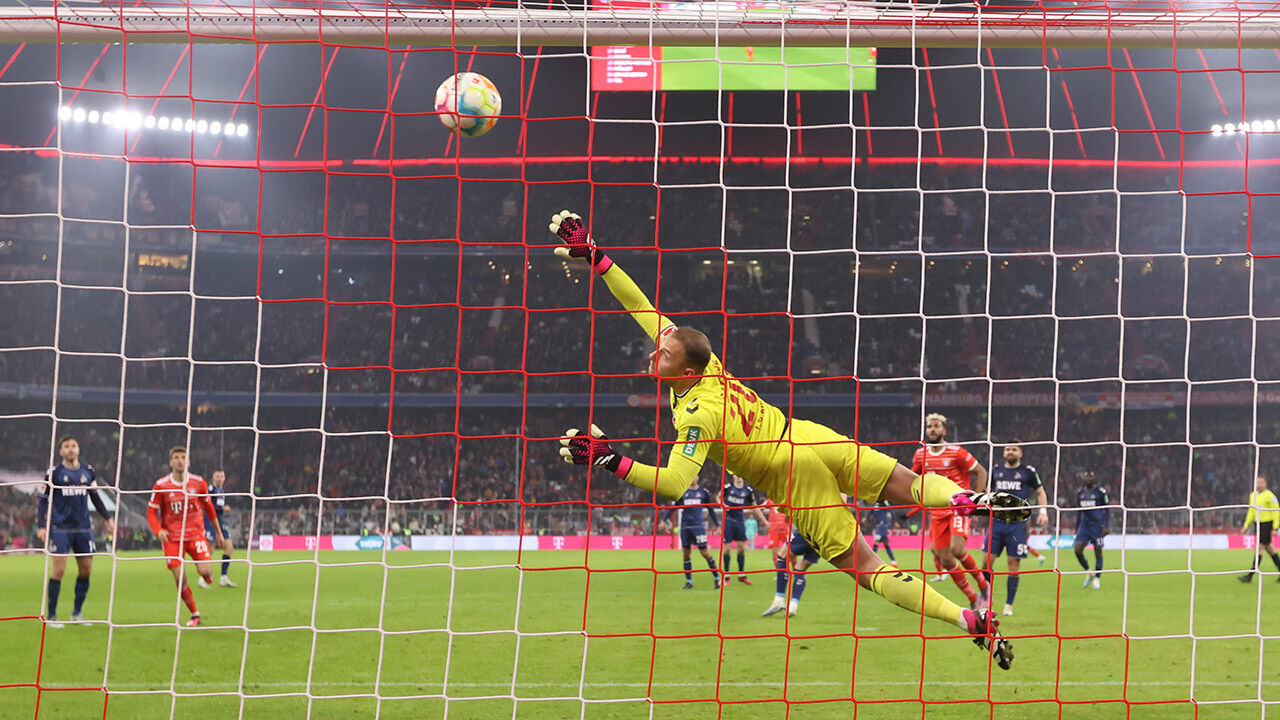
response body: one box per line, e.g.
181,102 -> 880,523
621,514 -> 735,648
762,597 -> 787,617
220,576 -> 238,588
186,613 -> 201,628
197,577 -> 213,589
950,491 -> 1032,523
961,608 -> 1014,671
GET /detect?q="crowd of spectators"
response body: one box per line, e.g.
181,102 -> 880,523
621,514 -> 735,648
2,156 -> 1279,550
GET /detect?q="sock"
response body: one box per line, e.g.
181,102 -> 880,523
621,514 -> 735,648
981,567 -> 994,592
737,552 -> 745,573
1270,552 -> 1280,572
1094,549 -> 1104,577
180,584 -> 198,615
1006,575 -> 1021,605
706,557 -> 718,570
221,554 -> 231,578
73,576 -> 89,615
775,556 -> 789,597
47,579 -> 61,619
200,571 -> 213,585
884,544 -> 896,562
866,564 -> 963,628
948,564 -> 977,603
911,473 -> 966,508
933,555 -> 945,576
792,573 -> 807,602
1028,547 -> 1043,558
959,552 -> 988,590
1075,550 -> 1090,571
722,552 -> 731,573
683,560 -> 693,581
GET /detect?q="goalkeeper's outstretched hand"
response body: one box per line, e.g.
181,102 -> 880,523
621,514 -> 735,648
559,424 -> 631,476
550,210 -> 612,273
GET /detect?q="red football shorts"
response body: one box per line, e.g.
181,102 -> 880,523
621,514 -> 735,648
768,527 -> 790,549
929,511 -> 971,549
163,537 -> 212,569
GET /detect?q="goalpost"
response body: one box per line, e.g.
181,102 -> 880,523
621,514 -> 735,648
1,1 -> 1276,717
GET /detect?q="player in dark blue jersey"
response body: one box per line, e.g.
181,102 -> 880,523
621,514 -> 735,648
763,528 -> 823,618
718,475 -> 766,585
863,500 -> 898,566
980,443 -> 1049,615
662,480 -> 720,589
1074,471 -> 1110,589
200,470 -> 237,588
36,436 -> 114,626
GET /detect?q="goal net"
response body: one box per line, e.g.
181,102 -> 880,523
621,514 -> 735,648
1,1 -> 1277,718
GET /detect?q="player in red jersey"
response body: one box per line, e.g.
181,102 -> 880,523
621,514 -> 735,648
147,446 -> 224,627
761,500 -> 794,616
912,414 -> 990,608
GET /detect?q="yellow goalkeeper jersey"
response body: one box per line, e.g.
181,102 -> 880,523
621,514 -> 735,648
1245,490 -> 1280,527
599,263 -> 793,489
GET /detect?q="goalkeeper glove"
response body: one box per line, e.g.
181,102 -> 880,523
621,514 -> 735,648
550,210 -> 613,273
559,424 -> 632,477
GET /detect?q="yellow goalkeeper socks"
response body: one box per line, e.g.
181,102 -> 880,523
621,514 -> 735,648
910,472 -> 966,508
867,563 -> 964,628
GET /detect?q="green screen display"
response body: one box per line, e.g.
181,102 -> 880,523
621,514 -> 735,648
661,46 -> 877,91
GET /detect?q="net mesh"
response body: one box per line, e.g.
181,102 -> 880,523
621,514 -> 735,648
0,2 -> 1278,718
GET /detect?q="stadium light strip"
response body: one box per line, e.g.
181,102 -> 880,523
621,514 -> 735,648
58,105 -> 250,137
1212,119 -> 1279,136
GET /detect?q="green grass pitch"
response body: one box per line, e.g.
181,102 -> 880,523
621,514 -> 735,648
1,549 -> 1277,719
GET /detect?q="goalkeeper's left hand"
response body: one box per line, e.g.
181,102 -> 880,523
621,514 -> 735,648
550,210 -> 613,274
559,424 -> 632,477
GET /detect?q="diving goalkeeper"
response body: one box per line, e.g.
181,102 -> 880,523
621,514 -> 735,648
548,210 -> 1029,669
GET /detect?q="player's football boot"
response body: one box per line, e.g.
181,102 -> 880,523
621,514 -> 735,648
786,600 -> 799,618
712,575 -> 721,590
738,576 -> 754,586
220,576 -> 238,588
70,612 -> 85,623
197,577 -> 213,589
1082,574 -> 1092,588
762,598 -> 787,617
929,574 -> 947,583
681,581 -> 694,590
1090,576 -> 1101,590
961,608 -> 1014,670
46,616 -> 64,629
1037,555 -> 1046,567
950,491 -> 1032,523
186,614 -> 201,627
1002,604 -> 1014,616
1238,573 -> 1254,583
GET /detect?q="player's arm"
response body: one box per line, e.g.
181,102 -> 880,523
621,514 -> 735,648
1099,487 -> 1111,535
35,473 -> 49,543
560,415 -> 711,500
1243,494 -> 1258,533
87,469 -> 116,536
549,210 -> 675,343
1027,465 -> 1049,528
706,494 -> 720,528
200,489 -> 225,543
910,449 -> 923,476
147,486 -> 168,543
968,454 -> 988,493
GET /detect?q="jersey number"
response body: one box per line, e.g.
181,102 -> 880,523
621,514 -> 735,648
726,380 -> 758,436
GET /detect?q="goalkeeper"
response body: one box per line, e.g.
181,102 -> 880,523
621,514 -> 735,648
548,210 -> 1029,669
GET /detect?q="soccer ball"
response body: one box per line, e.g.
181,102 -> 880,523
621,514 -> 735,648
435,72 -> 501,138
